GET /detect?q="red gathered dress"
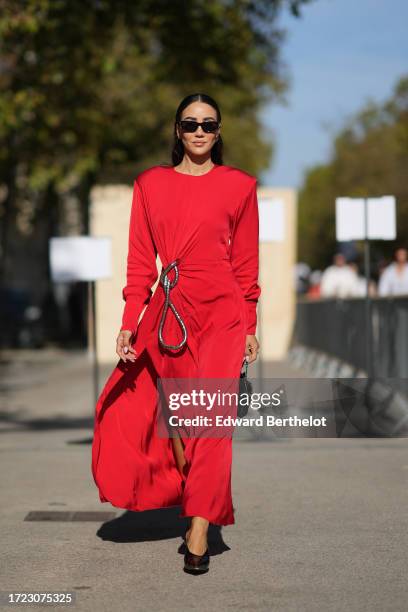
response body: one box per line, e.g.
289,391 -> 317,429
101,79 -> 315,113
91,163 -> 261,526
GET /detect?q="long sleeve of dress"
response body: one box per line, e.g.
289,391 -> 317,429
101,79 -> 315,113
120,179 -> 158,335
229,179 -> 261,334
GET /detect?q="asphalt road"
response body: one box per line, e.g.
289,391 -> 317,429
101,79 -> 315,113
0,349 -> 407,611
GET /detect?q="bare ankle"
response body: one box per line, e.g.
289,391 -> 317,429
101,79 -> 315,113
191,517 -> 209,531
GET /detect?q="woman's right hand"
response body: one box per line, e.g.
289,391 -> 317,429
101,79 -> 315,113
116,330 -> 138,363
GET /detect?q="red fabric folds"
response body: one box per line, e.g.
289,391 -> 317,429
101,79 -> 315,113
91,164 -> 261,526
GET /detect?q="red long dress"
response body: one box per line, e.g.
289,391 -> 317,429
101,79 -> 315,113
91,163 -> 261,526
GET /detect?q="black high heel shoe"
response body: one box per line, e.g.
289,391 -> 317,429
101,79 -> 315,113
184,542 -> 210,574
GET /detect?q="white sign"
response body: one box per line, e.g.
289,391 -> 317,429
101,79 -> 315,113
49,236 -> 112,282
335,196 -> 396,241
259,197 -> 285,242
367,196 -> 396,239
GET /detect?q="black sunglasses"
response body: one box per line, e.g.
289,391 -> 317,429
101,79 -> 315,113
178,120 -> 220,134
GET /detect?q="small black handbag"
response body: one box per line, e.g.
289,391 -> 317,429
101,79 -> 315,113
238,358 -> 252,418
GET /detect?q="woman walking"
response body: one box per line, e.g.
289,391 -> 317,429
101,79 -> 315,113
91,93 -> 261,574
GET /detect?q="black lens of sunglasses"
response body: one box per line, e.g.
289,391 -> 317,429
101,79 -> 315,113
180,120 -> 219,133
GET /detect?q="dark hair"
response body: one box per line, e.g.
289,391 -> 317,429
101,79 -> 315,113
170,93 -> 223,166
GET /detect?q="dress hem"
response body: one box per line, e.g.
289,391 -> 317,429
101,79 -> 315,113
97,498 -> 235,526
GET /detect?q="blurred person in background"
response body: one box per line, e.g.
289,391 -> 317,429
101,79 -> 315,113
320,253 -> 360,298
378,247 -> 408,296
306,269 -> 322,299
348,262 -> 377,297
294,261 -> 311,294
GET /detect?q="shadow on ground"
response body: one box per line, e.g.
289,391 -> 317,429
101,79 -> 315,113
96,506 -> 231,556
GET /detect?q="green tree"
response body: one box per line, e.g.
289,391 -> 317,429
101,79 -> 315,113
298,75 -> 408,270
0,0 -> 314,291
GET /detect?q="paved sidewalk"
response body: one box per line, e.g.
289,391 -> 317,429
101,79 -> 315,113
0,349 -> 407,611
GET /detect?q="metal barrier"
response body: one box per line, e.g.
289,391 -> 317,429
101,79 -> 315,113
292,295 -> 408,379
288,296 -> 408,435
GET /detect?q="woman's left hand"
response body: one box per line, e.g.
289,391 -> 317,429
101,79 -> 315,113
245,334 -> 260,364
